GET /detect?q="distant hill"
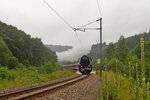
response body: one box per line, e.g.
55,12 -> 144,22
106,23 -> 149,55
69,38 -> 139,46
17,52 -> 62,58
45,45 -> 73,52
87,42 -> 107,59
88,31 -> 150,59
0,21 -> 57,67
126,32 -> 150,49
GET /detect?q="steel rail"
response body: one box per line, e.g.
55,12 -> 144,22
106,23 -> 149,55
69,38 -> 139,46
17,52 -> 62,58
0,74 -> 89,100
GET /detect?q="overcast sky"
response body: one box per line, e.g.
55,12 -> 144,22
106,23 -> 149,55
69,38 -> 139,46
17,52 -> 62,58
0,0 -> 150,61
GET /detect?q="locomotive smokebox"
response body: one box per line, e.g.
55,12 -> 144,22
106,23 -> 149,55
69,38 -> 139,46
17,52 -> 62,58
78,55 -> 92,74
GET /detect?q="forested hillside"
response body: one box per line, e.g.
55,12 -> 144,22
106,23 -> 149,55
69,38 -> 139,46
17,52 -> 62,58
0,21 -> 57,67
87,42 -> 107,59
88,31 -> 150,59
0,21 -> 76,89
90,33 -> 150,99
126,32 -> 150,49
98,33 -> 150,99
45,45 -> 72,52
102,35 -> 150,80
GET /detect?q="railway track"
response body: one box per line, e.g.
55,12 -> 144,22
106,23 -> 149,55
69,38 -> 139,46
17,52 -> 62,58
0,74 -> 90,100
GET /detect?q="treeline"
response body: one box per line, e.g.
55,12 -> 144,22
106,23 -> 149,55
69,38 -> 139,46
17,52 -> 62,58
126,32 -> 150,49
103,34 -> 150,81
88,31 -> 150,59
0,21 -> 57,68
45,45 -> 73,52
87,42 -> 107,59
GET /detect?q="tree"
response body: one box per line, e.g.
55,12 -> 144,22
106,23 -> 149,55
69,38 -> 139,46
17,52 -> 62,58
91,59 -> 99,71
39,59 -> 60,74
104,42 -> 116,60
123,53 -> 140,77
0,21 -> 57,67
8,57 -> 19,69
88,42 -> 107,59
116,36 -> 129,62
0,37 -> 12,66
106,58 -> 123,72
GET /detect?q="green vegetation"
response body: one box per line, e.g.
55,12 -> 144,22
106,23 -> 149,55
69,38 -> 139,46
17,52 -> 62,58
88,42 -> 107,59
93,32 -> 150,99
0,21 -> 75,90
99,71 -> 150,100
91,59 -> 99,71
45,45 -> 73,52
0,60 -> 75,89
0,37 -> 12,66
99,60 -> 150,100
0,21 -> 57,67
126,32 -> 150,49
89,31 -> 150,59
102,35 -> 150,82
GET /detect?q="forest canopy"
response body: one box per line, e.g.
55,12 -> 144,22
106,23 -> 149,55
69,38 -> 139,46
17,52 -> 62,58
0,21 -> 57,67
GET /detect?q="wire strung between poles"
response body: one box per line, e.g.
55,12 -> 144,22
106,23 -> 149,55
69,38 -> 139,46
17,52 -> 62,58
97,0 -> 102,17
79,19 -> 100,28
42,0 -> 85,52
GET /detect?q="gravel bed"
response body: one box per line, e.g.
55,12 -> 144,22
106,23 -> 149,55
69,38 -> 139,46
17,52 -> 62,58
0,74 -> 79,95
39,74 -> 100,100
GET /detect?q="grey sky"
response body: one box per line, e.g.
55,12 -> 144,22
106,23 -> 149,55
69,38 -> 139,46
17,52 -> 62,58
0,0 -> 150,61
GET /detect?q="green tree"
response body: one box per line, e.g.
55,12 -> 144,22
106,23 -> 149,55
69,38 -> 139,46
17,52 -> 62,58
0,37 -> 12,66
106,58 -> 123,72
104,42 -> 116,60
8,57 -> 19,69
0,66 -> 16,81
0,21 -> 57,67
116,36 -> 129,62
123,53 -> 140,77
91,59 -> 99,71
88,42 -> 107,59
39,59 -> 60,74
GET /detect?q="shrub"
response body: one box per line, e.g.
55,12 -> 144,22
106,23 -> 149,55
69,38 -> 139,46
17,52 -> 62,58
106,58 -> 123,72
91,58 -> 99,71
22,60 -> 30,67
8,57 -> 19,69
0,66 -> 16,82
31,74 -> 45,83
39,59 -> 60,74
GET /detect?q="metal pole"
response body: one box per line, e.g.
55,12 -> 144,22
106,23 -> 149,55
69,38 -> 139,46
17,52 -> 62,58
100,18 -> 102,78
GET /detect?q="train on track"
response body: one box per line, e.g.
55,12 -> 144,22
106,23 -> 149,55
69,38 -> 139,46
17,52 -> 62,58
78,55 -> 92,74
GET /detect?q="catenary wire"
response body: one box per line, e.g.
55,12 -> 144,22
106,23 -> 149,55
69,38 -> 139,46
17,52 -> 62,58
79,0 -> 103,28
97,0 -> 102,17
79,19 -> 100,28
42,0 -> 85,51
43,0 -> 73,29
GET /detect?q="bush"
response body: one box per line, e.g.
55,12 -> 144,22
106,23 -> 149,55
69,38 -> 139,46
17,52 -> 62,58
106,58 -> 123,72
123,53 -> 140,78
8,57 -> 19,69
7,71 -> 16,81
39,59 -> 60,74
91,58 -> 99,71
31,74 -> 46,83
0,66 -> 16,82
22,60 -> 30,67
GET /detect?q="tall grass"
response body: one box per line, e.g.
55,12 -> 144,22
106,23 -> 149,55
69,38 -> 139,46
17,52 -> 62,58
0,67 -> 75,90
99,37 -> 150,100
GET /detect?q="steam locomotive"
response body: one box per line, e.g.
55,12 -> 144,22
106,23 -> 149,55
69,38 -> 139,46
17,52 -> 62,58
78,55 -> 92,74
